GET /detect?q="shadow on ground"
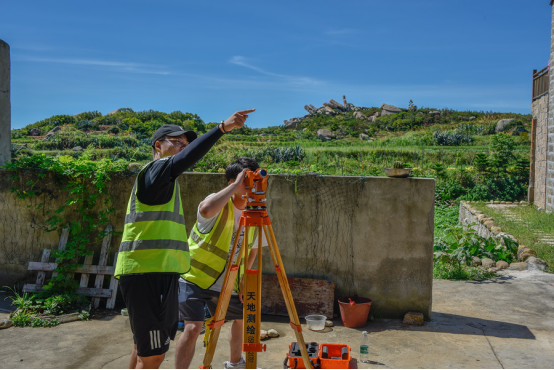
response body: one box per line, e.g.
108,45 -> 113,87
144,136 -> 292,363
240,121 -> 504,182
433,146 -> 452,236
415,312 -> 535,340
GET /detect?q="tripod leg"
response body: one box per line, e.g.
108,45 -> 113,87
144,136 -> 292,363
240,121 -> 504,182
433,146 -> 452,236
262,224 -> 313,369
201,224 -> 246,369
243,225 -> 264,369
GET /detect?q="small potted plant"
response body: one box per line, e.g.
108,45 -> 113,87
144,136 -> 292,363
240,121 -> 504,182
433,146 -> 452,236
385,161 -> 412,178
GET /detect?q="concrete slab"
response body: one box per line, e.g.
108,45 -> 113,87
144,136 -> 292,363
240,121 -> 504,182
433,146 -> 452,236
1,270 -> 554,369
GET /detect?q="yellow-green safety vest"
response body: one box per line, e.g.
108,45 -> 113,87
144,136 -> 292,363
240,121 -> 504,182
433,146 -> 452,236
114,165 -> 190,277
183,199 -> 257,292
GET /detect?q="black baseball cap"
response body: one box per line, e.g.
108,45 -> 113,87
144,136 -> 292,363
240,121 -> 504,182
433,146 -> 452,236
151,124 -> 197,147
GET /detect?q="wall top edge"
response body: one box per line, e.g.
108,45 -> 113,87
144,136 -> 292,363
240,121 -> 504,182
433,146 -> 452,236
0,169 -> 436,182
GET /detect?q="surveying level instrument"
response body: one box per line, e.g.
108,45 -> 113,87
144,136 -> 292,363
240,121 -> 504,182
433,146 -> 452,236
200,168 -> 313,369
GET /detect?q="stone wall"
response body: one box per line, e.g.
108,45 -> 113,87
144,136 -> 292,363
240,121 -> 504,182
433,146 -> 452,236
0,171 -> 435,318
548,4 -> 554,212
0,40 -> 10,167
532,95 -> 549,209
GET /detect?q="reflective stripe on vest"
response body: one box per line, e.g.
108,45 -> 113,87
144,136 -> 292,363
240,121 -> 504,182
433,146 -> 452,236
183,200 -> 258,290
115,165 -> 190,277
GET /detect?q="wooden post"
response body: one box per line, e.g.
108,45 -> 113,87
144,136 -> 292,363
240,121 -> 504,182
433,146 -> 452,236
533,69 -> 537,101
35,249 -> 52,288
93,224 -> 113,308
51,226 -> 70,278
106,252 -> 119,309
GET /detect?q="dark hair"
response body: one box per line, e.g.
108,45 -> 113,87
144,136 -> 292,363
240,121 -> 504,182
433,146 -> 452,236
225,157 -> 259,182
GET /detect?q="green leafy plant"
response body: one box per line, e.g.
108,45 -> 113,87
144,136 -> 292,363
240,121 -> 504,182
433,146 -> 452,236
6,154 -> 125,301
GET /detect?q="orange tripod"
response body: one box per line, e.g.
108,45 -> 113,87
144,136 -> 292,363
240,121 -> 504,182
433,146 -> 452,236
201,169 -> 312,369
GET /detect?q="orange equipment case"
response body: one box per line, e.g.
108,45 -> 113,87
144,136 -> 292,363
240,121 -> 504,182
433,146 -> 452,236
318,343 -> 352,369
285,342 -> 351,369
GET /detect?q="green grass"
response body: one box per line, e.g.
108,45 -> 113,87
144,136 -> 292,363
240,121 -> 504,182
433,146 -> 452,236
471,203 -> 554,273
433,260 -> 496,280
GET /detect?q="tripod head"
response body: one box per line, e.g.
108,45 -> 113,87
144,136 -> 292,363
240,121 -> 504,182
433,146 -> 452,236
243,168 -> 268,209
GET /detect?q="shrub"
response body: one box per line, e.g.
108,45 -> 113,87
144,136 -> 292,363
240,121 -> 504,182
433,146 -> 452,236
433,130 -> 473,146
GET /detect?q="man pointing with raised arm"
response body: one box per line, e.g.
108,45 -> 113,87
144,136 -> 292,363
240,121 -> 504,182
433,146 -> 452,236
114,109 -> 255,369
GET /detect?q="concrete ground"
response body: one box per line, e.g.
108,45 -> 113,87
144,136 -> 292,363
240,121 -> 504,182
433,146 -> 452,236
1,269 -> 554,369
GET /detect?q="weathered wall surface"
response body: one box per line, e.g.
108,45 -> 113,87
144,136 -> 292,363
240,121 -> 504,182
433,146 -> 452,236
548,4 -> 554,212
532,95 -> 549,209
0,171 -> 434,318
0,40 -> 10,167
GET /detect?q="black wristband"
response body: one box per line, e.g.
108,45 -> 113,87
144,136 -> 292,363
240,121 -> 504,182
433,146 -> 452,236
220,121 -> 227,133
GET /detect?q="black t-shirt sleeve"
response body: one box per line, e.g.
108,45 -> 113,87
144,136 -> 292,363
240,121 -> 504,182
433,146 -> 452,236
136,125 -> 224,205
169,125 -> 224,178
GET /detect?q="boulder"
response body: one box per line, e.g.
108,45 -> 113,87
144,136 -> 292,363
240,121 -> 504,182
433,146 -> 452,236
517,247 -> 537,262
496,261 -> 509,270
107,109 -> 122,116
43,126 -> 61,141
317,129 -> 336,142
0,319 -> 13,329
380,103 -> 402,116
508,262 -> 528,271
403,312 -> 424,325
429,110 -> 441,115
72,146 -> 83,152
481,258 -> 495,268
284,118 -> 301,129
329,99 -> 345,110
353,111 -> 367,120
359,133 -> 369,141
304,105 -> 317,115
526,257 -> 548,271
491,227 -> 502,234
29,128 -> 41,136
495,119 -> 515,133
469,116 -> 476,121
471,257 -> 482,267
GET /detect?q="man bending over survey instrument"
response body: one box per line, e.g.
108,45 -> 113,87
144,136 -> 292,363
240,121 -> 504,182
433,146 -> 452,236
175,157 -> 268,369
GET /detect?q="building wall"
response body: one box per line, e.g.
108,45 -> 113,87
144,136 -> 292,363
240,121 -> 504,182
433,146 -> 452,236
532,95 -> 549,209
548,4 -> 554,212
0,171 -> 435,318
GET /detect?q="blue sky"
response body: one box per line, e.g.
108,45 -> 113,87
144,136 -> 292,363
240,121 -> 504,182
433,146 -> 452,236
2,0 -> 552,129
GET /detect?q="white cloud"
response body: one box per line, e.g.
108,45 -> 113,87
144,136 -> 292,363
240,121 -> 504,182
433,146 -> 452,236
16,56 -> 171,75
228,56 -> 322,86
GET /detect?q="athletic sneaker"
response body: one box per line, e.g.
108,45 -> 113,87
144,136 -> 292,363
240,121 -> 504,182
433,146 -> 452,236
223,357 -> 246,369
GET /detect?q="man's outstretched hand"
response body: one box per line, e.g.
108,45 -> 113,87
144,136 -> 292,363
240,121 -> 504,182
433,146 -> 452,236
222,109 -> 255,132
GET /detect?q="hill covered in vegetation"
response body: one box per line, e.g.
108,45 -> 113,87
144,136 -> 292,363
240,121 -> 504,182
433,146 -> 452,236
10,100 -> 532,203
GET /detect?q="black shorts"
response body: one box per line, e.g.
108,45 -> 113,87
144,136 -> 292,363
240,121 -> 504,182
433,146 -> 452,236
119,274 -> 179,357
178,279 -> 243,322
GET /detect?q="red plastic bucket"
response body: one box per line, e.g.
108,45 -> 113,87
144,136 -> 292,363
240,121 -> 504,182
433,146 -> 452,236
338,296 -> 372,328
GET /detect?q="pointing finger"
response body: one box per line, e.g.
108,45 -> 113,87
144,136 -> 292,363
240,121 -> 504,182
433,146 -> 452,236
237,109 -> 256,114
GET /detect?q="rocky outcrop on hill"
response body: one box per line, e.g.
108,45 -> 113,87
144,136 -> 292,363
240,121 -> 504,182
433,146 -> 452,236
29,128 -> 41,136
284,95 -> 374,128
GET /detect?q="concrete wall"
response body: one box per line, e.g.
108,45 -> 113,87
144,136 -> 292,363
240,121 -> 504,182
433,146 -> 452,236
0,40 -> 10,167
0,171 -> 435,318
532,95 -> 549,209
